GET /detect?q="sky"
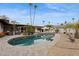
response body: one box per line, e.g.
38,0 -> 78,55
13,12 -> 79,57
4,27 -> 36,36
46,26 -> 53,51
0,3 -> 79,26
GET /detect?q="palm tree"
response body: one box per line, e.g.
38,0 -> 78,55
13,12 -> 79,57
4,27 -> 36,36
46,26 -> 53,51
42,20 -> 45,26
64,21 -> 67,25
60,23 -> 63,26
64,21 -> 68,33
48,21 -> 50,25
29,3 -> 33,25
72,18 -> 75,23
11,20 -> 16,35
33,5 -> 37,25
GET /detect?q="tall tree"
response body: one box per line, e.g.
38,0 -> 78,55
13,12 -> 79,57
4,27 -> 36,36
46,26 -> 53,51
29,3 -> 32,25
64,21 -> 67,33
48,21 -> 50,25
11,20 -> 16,35
42,20 -> 45,25
64,21 -> 67,25
60,23 -> 63,26
33,5 -> 37,25
72,18 -> 75,23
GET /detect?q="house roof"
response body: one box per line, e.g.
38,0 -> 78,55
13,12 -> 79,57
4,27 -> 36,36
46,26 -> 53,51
0,19 -> 9,24
0,16 -> 10,25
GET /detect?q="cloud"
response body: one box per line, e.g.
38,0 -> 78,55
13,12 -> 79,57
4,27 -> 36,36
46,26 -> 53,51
29,12 -> 79,25
0,3 -> 79,26
45,3 -> 79,13
0,8 -> 30,24
45,4 -> 67,12
0,8 -> 78,25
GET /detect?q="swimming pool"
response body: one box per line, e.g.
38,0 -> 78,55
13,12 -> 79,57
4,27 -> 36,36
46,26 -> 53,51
8,33 -> 55,46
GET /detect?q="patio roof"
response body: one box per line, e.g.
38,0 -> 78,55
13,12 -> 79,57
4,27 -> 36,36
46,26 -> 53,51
0,19 -> 9,24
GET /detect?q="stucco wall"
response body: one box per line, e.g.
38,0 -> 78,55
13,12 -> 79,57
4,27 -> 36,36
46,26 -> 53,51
59,28 -> 65,33
0,22 -> 3,32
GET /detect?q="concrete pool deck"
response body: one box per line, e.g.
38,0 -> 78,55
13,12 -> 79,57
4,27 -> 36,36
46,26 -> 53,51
48,34 -> 79,56
0,35 -> 54,56
1,34 -> 79,56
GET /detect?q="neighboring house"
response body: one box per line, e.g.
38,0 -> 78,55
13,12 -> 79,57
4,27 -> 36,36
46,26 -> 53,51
0,16 -> 26,35
0,16 -> 43,35
59,28 -> 65,33
34,26 -> 43,33
0,16 -> 56,35
0,18 -> 9,33
55,25 -> 76,34
41,26 -> 54,32
55,25 -> 65,33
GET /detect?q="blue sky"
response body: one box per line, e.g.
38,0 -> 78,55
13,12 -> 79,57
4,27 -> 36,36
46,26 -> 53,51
0,3 -> 79,25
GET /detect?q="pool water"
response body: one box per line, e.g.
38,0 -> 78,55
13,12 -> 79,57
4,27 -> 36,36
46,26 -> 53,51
8,33 -> 54,46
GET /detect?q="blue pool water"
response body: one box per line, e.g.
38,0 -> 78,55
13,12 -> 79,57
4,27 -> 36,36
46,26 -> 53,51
8,33 -> 54,46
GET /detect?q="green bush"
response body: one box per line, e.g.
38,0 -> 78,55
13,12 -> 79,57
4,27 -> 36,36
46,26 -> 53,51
55,29 -> 59,33
26,25 -> 35,35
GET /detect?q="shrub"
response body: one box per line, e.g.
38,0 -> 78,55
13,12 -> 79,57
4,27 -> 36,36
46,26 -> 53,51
55,29 -> 59,33
26,25 -> 35,35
